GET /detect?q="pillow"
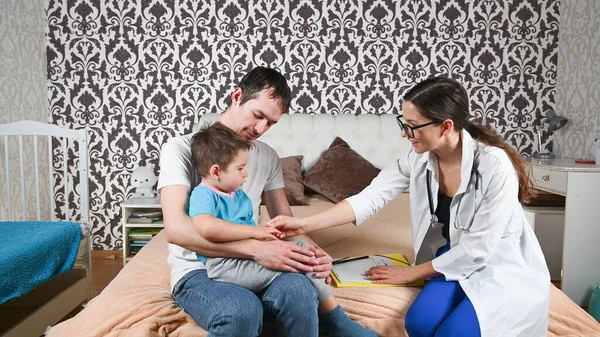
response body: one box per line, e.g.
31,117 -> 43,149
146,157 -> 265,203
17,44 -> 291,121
302,137 -> 381,203
281,155 -> 307,206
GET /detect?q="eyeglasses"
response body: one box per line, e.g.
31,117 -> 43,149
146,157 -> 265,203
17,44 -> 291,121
396,114 -> 440,138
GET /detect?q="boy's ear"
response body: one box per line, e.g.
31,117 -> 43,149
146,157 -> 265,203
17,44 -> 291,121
209,164 -> 220,180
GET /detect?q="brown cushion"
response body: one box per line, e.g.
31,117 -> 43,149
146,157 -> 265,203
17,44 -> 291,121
281,155 -> 307,206
302,137 -> 381,203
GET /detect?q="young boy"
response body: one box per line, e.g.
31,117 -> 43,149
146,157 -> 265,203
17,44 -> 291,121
188,122 -> 378,337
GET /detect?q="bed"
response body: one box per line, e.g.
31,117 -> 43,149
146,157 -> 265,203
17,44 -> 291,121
46,114 -> 600,336
0,120 -> 92,337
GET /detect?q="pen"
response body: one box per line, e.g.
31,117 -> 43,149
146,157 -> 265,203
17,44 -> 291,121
332,256 -> 369,265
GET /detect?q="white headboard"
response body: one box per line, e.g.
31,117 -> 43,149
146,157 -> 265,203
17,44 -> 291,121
198,113 -> 412,172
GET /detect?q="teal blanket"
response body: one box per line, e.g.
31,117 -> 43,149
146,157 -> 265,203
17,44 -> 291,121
0,221 -> 82,304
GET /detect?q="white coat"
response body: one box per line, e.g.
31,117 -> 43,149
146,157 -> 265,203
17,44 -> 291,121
346,130 -> 550,337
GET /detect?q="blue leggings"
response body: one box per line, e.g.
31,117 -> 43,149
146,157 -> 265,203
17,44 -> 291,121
405,243 -> 481,337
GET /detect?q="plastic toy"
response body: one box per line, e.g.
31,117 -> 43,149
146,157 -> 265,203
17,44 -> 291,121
131,165 -> 157,198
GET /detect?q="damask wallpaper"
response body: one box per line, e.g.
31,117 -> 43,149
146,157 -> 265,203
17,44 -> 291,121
555,0 -> 600,159
0,0 -> 47,124
0,0 -> 51,221
45,0 -> 560,250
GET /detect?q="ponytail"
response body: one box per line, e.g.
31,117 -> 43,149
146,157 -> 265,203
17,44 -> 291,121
464,122 -> 535,203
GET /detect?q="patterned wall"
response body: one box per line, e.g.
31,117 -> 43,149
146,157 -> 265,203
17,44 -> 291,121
1,0 -> 51,221
46,0 -> 560,250
555,0 -> 600,159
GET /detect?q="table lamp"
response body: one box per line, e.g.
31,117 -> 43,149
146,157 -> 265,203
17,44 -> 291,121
533,109 -> 568,159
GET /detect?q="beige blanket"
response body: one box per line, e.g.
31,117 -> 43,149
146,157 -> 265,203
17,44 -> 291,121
48,194 -> 600,336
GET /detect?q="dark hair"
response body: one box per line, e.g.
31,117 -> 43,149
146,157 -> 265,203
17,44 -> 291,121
236,66 -> 292,113
403,77 -> 535,203
191,122 -> 251,178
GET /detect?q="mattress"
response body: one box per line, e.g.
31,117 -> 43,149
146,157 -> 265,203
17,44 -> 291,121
47,194 -> 600,336
0,221 -> 82,304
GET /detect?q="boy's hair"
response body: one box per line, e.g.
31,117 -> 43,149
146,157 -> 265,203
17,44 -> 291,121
237,66 -> 292,114
191,122 -> 252,178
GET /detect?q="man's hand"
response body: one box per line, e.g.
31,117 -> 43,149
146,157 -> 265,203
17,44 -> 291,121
266,215 -> 308,237
308,245 -> 333,284
253,224 -> 282,241
252,240 -> 318,273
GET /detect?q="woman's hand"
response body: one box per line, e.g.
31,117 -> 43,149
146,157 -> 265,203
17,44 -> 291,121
266,215 -> 308,237
365,265 -> 415,285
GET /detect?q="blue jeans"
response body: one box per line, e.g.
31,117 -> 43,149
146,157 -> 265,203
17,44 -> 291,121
173,269 -> 319,337
405,241 -> 481,337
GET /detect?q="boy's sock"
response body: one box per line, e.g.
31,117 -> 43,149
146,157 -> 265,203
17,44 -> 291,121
318,305 -> 378,337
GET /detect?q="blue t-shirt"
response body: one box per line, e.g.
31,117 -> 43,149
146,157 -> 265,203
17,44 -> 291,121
188,184 -> 255,263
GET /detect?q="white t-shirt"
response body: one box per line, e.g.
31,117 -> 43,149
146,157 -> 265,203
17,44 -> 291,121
157,133 -> 285,290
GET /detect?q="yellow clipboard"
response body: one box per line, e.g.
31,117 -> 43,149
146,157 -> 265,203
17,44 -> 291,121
330,253 -> 425,288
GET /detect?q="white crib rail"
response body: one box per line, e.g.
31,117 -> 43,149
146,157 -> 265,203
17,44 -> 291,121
0,121 -> 89,225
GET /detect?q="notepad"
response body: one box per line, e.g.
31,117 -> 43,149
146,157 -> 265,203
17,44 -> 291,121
330,253 -> 425,288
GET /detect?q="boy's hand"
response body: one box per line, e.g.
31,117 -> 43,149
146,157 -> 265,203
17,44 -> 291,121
266,215 -> 307,237
253,224 -> 282,241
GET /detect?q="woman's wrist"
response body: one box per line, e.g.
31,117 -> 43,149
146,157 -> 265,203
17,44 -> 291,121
411,261 -> 439,281
300,217 -> 313,233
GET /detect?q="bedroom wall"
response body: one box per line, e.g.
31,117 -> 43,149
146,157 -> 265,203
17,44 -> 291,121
554,0 -> 600,159
0,0 -> 47,123
46,0 -> 560,250
0,0 -> 51,221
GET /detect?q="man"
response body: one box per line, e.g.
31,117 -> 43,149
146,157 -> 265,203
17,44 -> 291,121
158,67 -> 333,336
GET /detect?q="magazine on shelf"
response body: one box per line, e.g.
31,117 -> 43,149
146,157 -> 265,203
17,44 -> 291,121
130,210 -> 163,218
128,228 -> 161,240
127,217 -> 163,224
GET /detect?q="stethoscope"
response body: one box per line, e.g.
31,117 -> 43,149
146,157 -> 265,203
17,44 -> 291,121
426,153 -> 481,232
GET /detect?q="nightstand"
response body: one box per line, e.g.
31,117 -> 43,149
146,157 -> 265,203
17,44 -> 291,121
522,205 -> 564,281
121,197 -> 163,266
525,157 -> 600,306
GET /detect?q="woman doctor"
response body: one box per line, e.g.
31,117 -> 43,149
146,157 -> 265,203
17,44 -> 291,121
268,77 -> 550,337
